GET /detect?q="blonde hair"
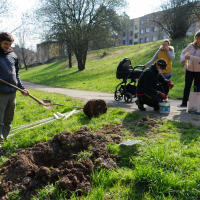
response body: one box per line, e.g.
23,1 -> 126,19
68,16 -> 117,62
194,31 -> 200,42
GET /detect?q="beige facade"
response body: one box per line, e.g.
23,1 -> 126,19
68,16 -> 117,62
36,41 -> 67,61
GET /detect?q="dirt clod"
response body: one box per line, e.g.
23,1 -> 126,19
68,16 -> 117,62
83,99 -> 107,117
96,158 -> 117,169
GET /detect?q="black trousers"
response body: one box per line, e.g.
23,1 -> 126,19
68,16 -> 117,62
138,82 -> 169,109
182,70 -> 200,105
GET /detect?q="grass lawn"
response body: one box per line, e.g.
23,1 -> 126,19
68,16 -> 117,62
19,35 -> 195,99
1,90 -> 200,199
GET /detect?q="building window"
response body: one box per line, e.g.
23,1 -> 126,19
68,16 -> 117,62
140,38 -> 143,43
123,40 -> 126,45
140,29 -> 143,34
129,40 -> 133,45
161,35 -> 167,39
146,28 -> 150,33
135,33 -> 138,39
141,20 -> 143,25
146,19 -> 149,23
145,37 -> 149,42
123,32 -> 126,37
152,36 -> 157,41
130,31 -> 133,36
153,27 -> 157,32
135,24 -> 139,30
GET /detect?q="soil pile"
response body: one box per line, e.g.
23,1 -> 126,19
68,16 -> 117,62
0,126 -> 123,199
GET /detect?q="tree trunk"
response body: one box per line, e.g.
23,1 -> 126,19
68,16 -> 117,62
69,52 -> 72,68
75,45 -> 87,71
67,45 -> 72,68
77,55 -> 86,71
21,48 -> 28,70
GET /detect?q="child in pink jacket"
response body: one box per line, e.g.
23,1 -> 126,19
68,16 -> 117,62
178,31 -> 200,108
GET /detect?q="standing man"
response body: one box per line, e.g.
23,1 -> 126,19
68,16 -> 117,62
0,32 -> 29,146
136,59 -> 174,111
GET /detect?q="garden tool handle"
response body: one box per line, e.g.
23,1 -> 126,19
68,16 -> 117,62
28,94 -> 43,104
0,78 -> 43,105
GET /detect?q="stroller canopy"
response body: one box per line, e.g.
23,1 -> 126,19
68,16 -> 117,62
117,58 -> 132,71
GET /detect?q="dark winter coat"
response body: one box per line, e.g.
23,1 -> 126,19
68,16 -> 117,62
136,63 -> 168,95
0,49 -> 24,93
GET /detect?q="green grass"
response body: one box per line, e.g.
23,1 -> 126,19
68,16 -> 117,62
3,90 -> 200,200
19,35 -> 195,99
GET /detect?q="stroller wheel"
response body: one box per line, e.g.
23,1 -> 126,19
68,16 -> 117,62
124,93 -> 133,103
114,91 -> 123,101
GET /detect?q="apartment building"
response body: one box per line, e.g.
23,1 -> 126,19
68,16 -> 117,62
121,13 -> 200,46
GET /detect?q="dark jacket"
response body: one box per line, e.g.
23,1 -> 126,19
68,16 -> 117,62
136,63 -> 167,95
0,48 -> 24,94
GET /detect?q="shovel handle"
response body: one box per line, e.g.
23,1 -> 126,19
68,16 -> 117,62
28,94 -> 43,105
0,78 -> 43,105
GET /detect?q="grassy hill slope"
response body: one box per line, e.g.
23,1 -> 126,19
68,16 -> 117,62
19,35 -> 195,99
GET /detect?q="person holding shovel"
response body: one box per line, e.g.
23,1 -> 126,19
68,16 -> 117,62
136,59 -> 174,111
0,32 -> 29,147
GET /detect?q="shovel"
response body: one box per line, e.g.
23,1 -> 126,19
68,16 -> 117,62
0,78 -> 55,109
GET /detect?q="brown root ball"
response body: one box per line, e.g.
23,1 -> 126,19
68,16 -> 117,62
83,99 -> 107,117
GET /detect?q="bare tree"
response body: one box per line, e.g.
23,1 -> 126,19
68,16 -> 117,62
185,0 -> 200,21
36,0 -> 127,71
151,0 -> 198,39
0,0 -> 8,16
14,30 -> 36,70
0,0 -> 9,25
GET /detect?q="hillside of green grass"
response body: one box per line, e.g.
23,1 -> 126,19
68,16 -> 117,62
19,35 -> 195,99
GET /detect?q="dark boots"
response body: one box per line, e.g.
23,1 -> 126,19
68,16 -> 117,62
136,99 -> 146,111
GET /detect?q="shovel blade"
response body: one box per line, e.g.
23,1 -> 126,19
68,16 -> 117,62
40,100 -> 55,109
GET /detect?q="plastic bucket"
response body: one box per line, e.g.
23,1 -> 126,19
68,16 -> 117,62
159,102 -> 170,114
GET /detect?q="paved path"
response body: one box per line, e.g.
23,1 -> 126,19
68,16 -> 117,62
23,81 -> 200,126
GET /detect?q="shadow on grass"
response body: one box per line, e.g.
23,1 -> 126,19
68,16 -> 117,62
76,114 -> 92,125
67,70 -> 80,75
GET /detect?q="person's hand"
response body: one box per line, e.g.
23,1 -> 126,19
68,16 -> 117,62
185,56 -> 190,60
181,60 -> 186,64
21,89 -> 29,96
168,80 -> 174,89
144,64 -> 147,68
193,41 -> 197,46
159,92 -> 167,100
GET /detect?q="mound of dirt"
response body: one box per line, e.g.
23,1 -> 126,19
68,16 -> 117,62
0,126 -> 124,199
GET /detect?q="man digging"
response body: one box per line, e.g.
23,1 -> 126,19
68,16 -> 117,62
0,32 -> 29,147
136,59 -> 174,111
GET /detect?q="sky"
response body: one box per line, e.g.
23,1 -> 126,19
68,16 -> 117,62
126,0 -> 161,19
0,0 -> 162,51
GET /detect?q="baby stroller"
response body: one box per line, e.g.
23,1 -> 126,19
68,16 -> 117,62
114,58 -> 145,103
